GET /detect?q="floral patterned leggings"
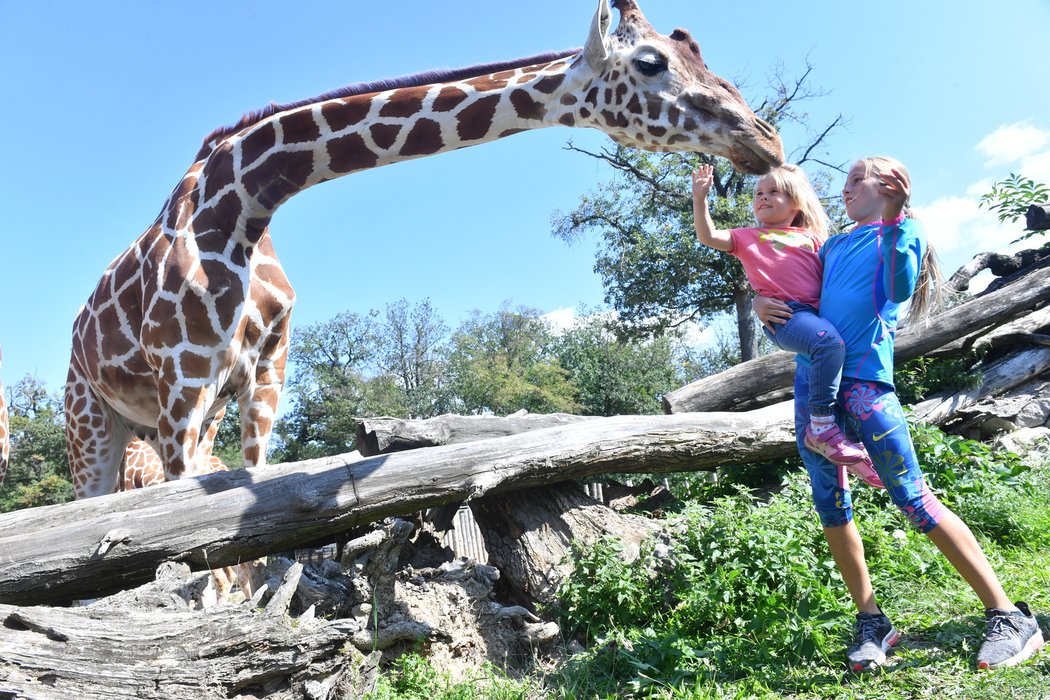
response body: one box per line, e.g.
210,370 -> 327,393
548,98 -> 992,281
794,366 -> 945,533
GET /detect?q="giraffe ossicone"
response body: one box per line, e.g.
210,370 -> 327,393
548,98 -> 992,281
65,0 -> 784,498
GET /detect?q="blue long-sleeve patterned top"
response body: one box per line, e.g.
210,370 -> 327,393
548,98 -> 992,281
797,217 -> 926,387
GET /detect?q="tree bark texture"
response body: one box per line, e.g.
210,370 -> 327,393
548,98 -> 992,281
0,411 -> 796,606
471,483 -> 660,609
356,411 -> 596,456
0,561 -> 378,700
662,264 -> 1050,414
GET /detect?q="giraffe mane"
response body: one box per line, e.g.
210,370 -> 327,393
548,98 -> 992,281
196,48 -> 582,160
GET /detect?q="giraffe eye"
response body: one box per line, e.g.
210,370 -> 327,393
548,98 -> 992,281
633,53 -> 667,77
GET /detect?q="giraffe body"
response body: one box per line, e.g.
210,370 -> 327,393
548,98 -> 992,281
66,0 -> 784,498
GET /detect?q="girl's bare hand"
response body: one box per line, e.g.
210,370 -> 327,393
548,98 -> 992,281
692,164 -> 714,200
752,295 -> 792,333
879,168 -> 909,221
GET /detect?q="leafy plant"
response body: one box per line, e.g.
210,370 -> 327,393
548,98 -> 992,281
979,173 -> 1050,243
908,418 -> 1030,507
365,652 -> 534,700
893,353 -> 983,405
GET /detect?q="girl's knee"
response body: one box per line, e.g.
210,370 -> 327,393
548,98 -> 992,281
892,490 -> 945,534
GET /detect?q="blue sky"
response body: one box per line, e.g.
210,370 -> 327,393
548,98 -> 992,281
2,0 -> 1049,398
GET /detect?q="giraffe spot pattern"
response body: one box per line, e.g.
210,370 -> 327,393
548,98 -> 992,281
401,118 -> 443,156
322,100 -> 370,131
510,89 -> 544,121
456,95 -> 500,142
327,133 -> 379,173
241,123 -> 277,169
370,123 -> 402,150
280,109 -> 322,144
433,86 -> 469,112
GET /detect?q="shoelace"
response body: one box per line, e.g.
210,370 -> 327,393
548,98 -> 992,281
855,615 -> 885,643
984,614 -> 1023,642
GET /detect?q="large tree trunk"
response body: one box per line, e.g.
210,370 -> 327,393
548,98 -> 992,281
471,483 -> 660,610
0,410 -> 796,606
662,264 -> 1050,414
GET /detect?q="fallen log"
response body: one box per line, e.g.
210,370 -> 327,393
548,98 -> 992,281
927,305 -> 1050,358
911,346 -> 1050,426
0,410 -> 795,606
662,263 -> 1050,414
356,410 -> 596,456
0,561 -> 377,700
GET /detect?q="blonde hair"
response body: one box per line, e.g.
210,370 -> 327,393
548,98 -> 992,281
755,164 -> 830,239
854,156 -> 942,322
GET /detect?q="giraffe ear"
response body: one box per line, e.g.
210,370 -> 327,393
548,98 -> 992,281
584,0 -> 613,72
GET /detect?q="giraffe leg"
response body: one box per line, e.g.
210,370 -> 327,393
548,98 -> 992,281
64,365 -> 130,499
155,382 -> 216,480
238,359 -> 286,468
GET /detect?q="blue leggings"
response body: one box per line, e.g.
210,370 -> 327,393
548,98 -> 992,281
794,366 -> 945,532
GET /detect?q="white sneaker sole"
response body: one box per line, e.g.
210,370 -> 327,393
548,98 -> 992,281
978,628 -> 1046,670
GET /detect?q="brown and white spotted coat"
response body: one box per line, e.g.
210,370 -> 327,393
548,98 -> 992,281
65,0 -> 784,498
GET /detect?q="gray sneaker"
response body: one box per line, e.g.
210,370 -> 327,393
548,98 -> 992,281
847,611 -> 900,671
977,601 -> 1045,670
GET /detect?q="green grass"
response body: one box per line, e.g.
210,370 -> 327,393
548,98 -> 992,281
367,429 -> 1050,699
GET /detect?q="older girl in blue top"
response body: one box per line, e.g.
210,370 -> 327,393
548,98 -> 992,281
756,156 -> 1043,672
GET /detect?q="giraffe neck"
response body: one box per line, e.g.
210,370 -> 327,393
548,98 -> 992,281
186,51 -> 586,243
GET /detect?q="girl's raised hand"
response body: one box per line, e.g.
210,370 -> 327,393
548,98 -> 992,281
878,168 -> 909,221
692,164 -> 714,201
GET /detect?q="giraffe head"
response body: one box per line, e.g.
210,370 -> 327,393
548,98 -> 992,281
578,0 -> 783,173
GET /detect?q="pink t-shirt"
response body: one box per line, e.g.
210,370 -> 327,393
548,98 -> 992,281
729,227 -> 823,309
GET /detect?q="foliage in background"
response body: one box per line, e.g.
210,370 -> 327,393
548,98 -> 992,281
364,652 -> 535,700
0,377 -> 72,512
979,173 -> 1050,243
893,352 -> 984,406
553,314 -> 694,416
445,306 -> 578,416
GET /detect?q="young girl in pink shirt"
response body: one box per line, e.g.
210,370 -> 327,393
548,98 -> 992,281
691,163 -> 878,484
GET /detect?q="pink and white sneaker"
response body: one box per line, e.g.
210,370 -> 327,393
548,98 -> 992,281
804,424 -> 868,466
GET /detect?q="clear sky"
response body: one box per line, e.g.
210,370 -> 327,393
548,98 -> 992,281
2,0 -> 1049,398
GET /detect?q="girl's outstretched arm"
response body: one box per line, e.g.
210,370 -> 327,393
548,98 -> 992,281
692,165 -> 734,252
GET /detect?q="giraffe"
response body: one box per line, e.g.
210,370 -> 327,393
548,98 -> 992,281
65,0 -> 784,498
120,427 -> 266,603
0,348 -> 9,490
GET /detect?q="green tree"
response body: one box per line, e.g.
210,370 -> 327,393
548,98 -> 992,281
979,173 -> 1050,244
272,310 -> 388,461
554,314 -> 688,416
272,300 -> 452,461
553,66 -> 846,362
1,376 -> 73,512
376,298 -> 451,419
446,306 -> 578,415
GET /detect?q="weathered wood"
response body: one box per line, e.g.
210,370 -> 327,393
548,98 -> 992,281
0,561 -> 374,700
662,264 -> 1050,414
928,305 -> 1050,358
356,410 -> 596,456
911,346 -> 1050,425
0,410 -> 795,606
472,483 -> 660,609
